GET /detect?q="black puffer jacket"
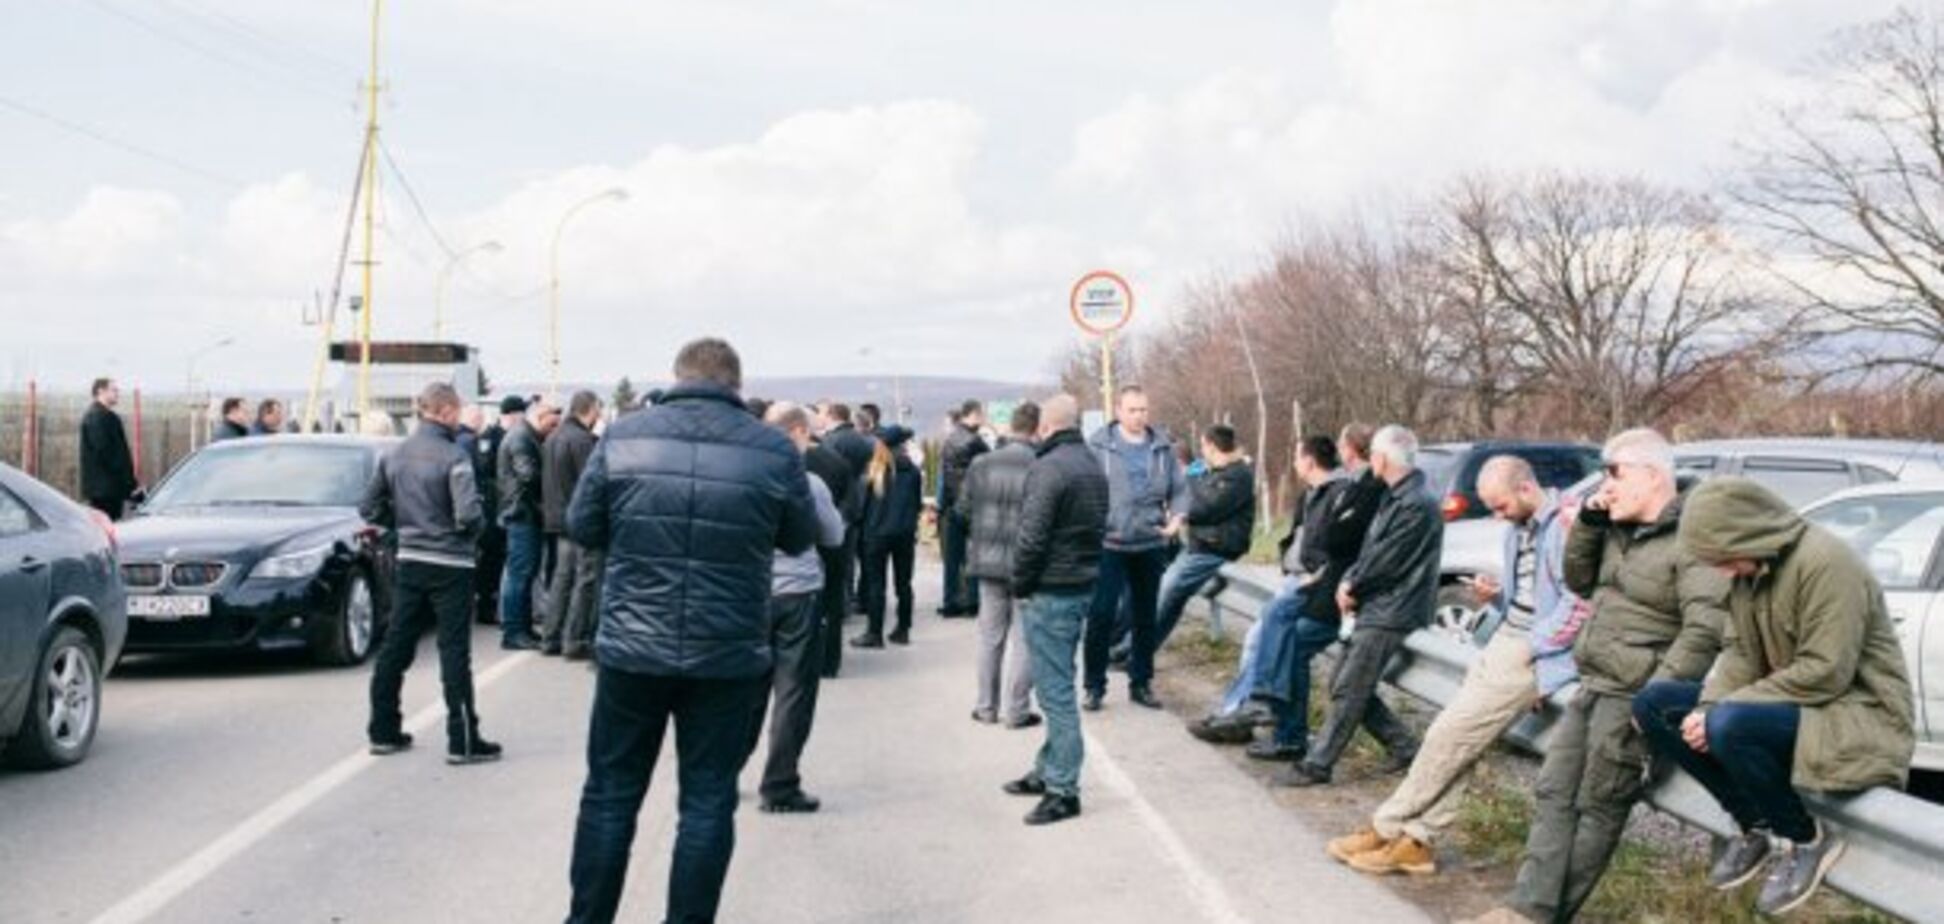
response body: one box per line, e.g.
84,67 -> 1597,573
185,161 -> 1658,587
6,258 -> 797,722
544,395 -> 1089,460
360,420 -> 482,568
823,424 -> 876,485
541,416 -> 598,533
1011,429 -> 1109,598
955,438 -> 1035,583
566,382 -> 817,679
1186,460 -> 1256,560
937,423 -> 989,512
496,421 -> 543,526
1341,467 -> 1444,632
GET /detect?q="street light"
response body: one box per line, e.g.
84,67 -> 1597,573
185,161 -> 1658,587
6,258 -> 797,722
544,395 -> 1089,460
185,336 -> 236,399
434,240 -> 503,340
549,187 -> 629,395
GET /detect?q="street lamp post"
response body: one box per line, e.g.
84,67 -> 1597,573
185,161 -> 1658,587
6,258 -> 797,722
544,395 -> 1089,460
435,240 -> 503,341
549,187 -> 629,395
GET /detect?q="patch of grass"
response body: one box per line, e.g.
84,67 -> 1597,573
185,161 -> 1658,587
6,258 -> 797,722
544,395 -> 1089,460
1455,766 -> 1532,866
1245,518 -> 1290,566
1165,626 -> 1240,671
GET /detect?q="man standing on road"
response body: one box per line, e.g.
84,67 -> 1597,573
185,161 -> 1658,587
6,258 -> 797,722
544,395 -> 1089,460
496,398 -> 557,650
251,398 -> 286,436
814,401 -> 872,677
1083,386 -> 1189,711
1002,394 -> 1108,826
1152,424 -> 1256,650
1277,425 -> 1441,788
78,377 -> 138,521
1469,428 -> 1729,924
1633,478 -> 1913,917
472,397 -> 521,626
564,338 -> 816,924
361,383 -> 499,764
214,398 -> 251,441
936,399 -> 990,618
749,402 -> 847,813
957,400 -> 1041,728
1330,455 -> 1585,875
542,391 -> 604,659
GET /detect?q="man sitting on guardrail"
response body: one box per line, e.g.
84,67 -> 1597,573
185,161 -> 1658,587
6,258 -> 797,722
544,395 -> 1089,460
1470,428 -> 1730,924
1631,477 -> 1914,917
1151,424 -> 1256,649
1328,455 -> 1586,876
1276,424 -> 1442,788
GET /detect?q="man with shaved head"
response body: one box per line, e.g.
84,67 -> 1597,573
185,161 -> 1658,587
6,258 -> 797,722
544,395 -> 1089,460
1329,454 -> 1587,876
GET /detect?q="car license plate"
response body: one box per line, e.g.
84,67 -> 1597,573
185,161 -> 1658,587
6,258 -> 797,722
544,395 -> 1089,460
128,595 -> 211,619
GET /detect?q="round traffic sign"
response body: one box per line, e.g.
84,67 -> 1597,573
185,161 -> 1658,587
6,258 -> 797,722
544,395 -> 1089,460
1069,270 -> 1135,335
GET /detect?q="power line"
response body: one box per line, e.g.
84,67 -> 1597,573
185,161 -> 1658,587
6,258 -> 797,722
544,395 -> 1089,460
155,0 -> 350,83
0,93 -> 247,189
81,0 -> 347,103
376,138 -> 458,260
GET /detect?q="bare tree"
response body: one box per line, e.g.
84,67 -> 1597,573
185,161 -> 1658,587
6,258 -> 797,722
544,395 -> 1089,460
1739,7 -> 1944,380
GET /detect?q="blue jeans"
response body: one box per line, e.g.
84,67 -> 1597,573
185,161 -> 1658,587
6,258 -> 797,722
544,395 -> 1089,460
1152,551 -> 1230,650
1211,577 -> 1307,716
1256,593 -> 1337,748
499,520 -> 543,642
567,667 -> 768,924
1084,547 -> 1169,694
1215,617 -> 1266,717
1024,591 -> 1090,797
1633,680 -> 1815,843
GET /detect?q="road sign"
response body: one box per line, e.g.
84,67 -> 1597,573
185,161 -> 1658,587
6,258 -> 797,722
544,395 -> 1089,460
1069,270 -> 1135,335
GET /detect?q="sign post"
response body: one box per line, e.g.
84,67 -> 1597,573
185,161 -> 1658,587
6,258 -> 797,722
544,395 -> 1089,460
1069,270 -> 1135,418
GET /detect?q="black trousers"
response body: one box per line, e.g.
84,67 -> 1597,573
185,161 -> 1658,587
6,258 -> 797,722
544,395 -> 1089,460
860,534 -> 916,636
368,560 -> 479,746
474,523 -> 506,621
86,495 -> 126,522
1301,624 -> 1417,773
817,538 -> 852,677
747,592 -> 826,800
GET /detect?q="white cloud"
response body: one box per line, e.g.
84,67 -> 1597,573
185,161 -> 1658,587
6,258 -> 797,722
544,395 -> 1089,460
1,186 -> 183,279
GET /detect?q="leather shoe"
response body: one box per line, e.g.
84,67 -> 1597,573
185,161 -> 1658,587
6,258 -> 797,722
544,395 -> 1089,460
1130,687 -> 1163,709
1024,793 -> 1082,826
1082,691 -> 1104,712
849,633 -> 884,649
1005,713 -> 1043,730
887,627 -> 910,645
500,636 -> 541,652
1003,775 -> 1047,797
760,790 -> 822,814
1273,763 -> 1332,788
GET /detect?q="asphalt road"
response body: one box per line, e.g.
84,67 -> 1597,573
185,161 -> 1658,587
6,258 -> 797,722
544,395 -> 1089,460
0,564 -> 1429,924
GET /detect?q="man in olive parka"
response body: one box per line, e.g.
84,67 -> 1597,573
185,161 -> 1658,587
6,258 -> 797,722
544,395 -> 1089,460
1633,477 -> 1914,917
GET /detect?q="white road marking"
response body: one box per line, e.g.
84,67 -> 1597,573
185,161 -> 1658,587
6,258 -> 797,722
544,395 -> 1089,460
1084,729 -> 1255,924
88,651 -> 537,924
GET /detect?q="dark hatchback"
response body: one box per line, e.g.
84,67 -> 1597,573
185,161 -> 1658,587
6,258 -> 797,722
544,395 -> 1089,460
1418,440 -> 1602,522
117,436 -> 396,666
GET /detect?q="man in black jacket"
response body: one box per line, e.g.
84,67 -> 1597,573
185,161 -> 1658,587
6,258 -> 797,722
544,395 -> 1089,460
471,397 -> 520,625
541,391 -> 603,658
1278,425 -> 1442,787
957,401 -> 1041,728
805,414 -> 859,679
564,339 -> 817,924
361,383 -> 498,764
78,377 -> 138,520
495,398 -> 557,650
250,398 -> 286,436
936,399 -> 990,617
1153,425 -> 1256,649
1001,395 -> 1108,827
214,398 -> 251,441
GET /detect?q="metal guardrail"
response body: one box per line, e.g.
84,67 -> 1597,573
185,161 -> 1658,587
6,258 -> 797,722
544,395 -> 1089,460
1203,564 -> 1944,924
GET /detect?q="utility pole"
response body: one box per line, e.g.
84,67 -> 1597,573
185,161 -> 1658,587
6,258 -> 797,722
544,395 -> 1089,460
355,0 -> 384,418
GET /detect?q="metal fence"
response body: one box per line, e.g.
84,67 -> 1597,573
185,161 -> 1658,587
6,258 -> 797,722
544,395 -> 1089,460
1203,564 -> 1944,924
0,390 -> 209,500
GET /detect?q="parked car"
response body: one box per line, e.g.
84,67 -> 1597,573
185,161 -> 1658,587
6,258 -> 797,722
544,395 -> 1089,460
1420,440 -> 1602,522
117,436 -> 396,666
0,462 -> 125,769
1800,483 -> 1944,771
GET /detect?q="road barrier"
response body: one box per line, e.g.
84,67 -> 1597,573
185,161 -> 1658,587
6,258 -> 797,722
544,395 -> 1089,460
1203,564 -> 1944,924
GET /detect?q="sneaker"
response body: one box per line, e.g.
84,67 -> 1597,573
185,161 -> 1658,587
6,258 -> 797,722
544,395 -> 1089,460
1327,827 -> 1390,864
1707,829 -> 1773,891
1348,835 -> 1436,876
1129,686 -> 1163,709
1245,740 -> 1306,763
849,633 -> 884,649
1082,691 -> 1104,712
447,735 -> 503,765
1757,823 -> 1845,917
369,732 -> 414,756
760,790 -> 822,814
1272,762 -> 1331,788
887,627 -> 910,645
1005,713 -> 1044,730
970,709 -> 998,725
1024,793 -> 1081,826
1188,714 -> 1255,745
1002,775 -> 1047,797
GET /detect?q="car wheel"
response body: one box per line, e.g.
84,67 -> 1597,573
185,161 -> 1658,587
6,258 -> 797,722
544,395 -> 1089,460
1434,583 -> 1483,646
314,571 -> 377,667
4,626 -> 102,770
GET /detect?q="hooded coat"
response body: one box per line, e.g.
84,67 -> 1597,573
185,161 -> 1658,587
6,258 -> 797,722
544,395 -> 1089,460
1685,478 -> 1916,792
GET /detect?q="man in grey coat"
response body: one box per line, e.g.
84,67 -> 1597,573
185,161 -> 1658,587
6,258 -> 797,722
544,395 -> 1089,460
956,401 -> 1041,729
542,390 -> 604,658
1083,386 -> 1190,711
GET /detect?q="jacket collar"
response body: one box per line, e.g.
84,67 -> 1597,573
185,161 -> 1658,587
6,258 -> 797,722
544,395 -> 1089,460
415,419 -> 457,442
1385,467 -> 1427,496
1039,428 -> 1084,456
661,380 -> 751,413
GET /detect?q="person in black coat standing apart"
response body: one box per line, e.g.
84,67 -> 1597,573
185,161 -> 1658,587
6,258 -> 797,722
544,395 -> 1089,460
935,400 -> 990,617
849,425 -> 923,649
563,338 -> 817,924
79,377 -> 138,520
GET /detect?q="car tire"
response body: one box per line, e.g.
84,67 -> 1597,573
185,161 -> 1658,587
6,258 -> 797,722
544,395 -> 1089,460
313,570 -> 377,667
1435,583 -> 1484,646
4,626 -> 102,770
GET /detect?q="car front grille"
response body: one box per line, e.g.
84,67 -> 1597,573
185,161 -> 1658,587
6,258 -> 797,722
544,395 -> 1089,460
169,562 -> 229,589
121,562 -> 164,589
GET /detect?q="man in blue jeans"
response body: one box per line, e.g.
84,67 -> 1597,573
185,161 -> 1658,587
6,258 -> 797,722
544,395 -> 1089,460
495,397 -> 557,650
1083,386 -> 1189,711
1152,425 -> 1255,649
563,339 -> 817,924
1001,395 -> 1109,827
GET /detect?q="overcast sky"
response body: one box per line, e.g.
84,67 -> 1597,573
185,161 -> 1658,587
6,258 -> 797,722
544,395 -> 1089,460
0,0 -> 1909,394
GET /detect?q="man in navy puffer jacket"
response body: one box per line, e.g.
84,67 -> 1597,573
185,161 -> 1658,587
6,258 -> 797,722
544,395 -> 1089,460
564,338 -> 817,924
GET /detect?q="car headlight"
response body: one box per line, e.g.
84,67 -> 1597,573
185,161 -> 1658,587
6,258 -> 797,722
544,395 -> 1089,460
249,544 -> 334,580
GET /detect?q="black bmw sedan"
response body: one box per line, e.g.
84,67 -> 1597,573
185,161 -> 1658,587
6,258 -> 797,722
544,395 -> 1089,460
118,436 -> 397,666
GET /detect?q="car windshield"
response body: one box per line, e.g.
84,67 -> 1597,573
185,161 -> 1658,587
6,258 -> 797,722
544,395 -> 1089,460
1417,449 -> 1460,495
1805,492 -> 1944,591
143,443 -> 375,511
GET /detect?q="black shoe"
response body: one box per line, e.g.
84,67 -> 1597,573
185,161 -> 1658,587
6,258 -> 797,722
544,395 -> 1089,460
562,648 -> 592,662
760,791 -> 822,814
1006,713 -> 1043,730
1024,793 -> 1082,826
369,732 -> 414,756
1188,714 -> 1255,745
1272,763 -> 1331,788
501,636 -> 541,652
447,736 -> 503,765
887,627 -> 910,645
1378,749 -> 1417,775
1708,829 -> 1773,891
971,709 -> 998,725
1083,691 -> 1104,712
1758,823 -> 1844,916
541,642 -> 563,657
1245,740 -> 1306,763
850,633 -> 884,649
1003,775 -> 1048,797
1130,687 -> 1163,710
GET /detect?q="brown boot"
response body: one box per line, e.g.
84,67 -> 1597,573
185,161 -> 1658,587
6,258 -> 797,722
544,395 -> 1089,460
1326,827 -> 1390,864
1349,834 -> 1436,876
